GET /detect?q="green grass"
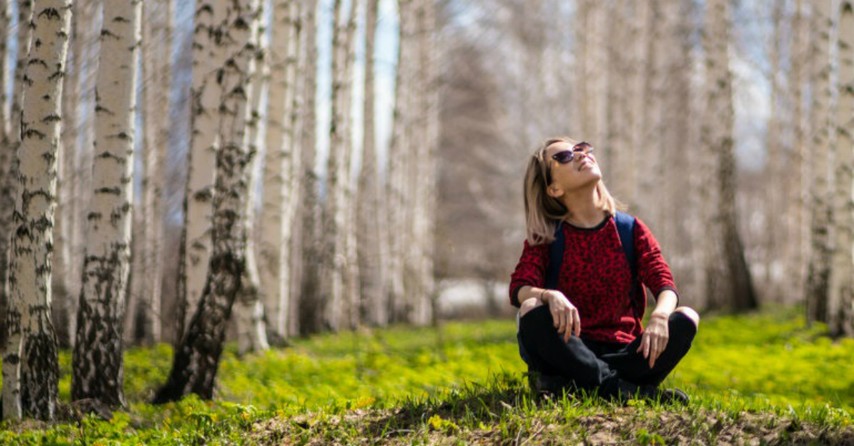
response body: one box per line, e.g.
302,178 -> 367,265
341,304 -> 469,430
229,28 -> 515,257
0,306 -> 851,444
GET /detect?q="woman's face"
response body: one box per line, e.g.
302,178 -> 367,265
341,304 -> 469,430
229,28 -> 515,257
544,140 -> 602,194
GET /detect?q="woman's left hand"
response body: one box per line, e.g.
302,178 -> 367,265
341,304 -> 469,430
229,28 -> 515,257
637,313 -> 669,368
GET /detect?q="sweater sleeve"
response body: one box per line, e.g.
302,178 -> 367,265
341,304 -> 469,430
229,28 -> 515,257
508,239 -> 549,307
633,218 -> 679,302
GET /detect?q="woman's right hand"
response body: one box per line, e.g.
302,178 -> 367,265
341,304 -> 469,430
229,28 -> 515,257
541,289 -> 581,342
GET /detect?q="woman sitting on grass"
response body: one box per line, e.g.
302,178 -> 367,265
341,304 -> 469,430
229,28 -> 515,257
509,136 -> 700,404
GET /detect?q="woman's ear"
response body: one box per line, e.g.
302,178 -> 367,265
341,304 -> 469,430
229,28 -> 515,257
547,184 -> 564,199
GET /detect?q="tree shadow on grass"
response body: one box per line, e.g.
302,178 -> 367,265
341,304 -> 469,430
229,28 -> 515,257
362,372 -> 542,439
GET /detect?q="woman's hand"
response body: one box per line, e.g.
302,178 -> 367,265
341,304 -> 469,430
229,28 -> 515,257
637,312 -> 669,368
542,290 -> 581,342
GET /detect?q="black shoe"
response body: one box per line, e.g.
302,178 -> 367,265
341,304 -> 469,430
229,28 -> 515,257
657,388 -> 689,405
527,369 -> 570,398
641,386 -> 689,405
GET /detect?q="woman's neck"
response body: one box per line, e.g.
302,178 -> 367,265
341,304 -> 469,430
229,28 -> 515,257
562,186 -> 604,228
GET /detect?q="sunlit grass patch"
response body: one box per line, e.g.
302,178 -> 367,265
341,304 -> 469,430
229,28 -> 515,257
2,307 -> 852,444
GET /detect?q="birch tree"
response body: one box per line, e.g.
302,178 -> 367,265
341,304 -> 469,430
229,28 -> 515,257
2,0 -> 71,421
176,1 -> 227,340
356,0 -> 389,326
154,0 -> 261,403
786,0 -> 809,296
829,0 -> 854,336
260,0 -> 302,341
72,0 -> 141,408
1,0 -> 33,351
0,0 -> 14,350
321,0 -> 356,331
805,0 -> 835,324
234,6 -> 268,355
702,0 -> 757,311
63,0 -> 99,349
386,0 -> 413,323
298,0 -> 321,335
133,0 -> 173,345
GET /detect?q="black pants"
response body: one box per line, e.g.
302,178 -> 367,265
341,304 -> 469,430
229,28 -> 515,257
518,305 -> 696,398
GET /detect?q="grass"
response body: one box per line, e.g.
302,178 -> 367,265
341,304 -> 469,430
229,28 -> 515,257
0,306 -> 851,444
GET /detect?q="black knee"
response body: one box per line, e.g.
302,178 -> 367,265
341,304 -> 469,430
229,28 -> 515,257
668,312 -> 697,345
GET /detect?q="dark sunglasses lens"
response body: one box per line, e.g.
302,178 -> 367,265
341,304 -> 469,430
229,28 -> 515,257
553,151 -> 574,164
573,142 -> 592,152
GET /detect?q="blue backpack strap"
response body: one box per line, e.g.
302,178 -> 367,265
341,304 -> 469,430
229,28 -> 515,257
614,211 -> 644,317
614,212 -> 636,278
545,221 -> 564,290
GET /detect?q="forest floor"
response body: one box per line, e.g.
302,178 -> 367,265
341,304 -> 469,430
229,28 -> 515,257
1,306 -> 852,444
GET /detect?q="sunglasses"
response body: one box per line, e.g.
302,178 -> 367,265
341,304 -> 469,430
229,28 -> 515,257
544,142 -> 595,184
551,142 -> 595,164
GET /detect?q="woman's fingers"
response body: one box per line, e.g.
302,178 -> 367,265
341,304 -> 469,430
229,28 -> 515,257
649,339 -> 659,367
649,336 -> 668,368
572,308 -> 581,337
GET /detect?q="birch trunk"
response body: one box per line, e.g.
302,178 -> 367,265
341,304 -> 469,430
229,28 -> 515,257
342,0 -> 360,330
626,1 -> 652,210
2,0 -> 71,421
356,0 -> 388,326
286,0 -> 307,338
298,0 -> 321,335
386,0 -> 413,323
703,0 -> 757,311
0,0 -> 14,351
1,0 -> 32,352
321,0 -> 355,331
763,0 -> 784,296
260,0 -> 300,341
416,0 -> 438,325
829,0 -> 854,336
53,1 -> 80,348
805,0 -> 835,324
233,2 -> 268,355
787,0 -> 809,297
134,0 -> 173,345
72,0 -> 141,408
65,0 -> 98,349
176,0 -> 227,340
154,0 -> 260,403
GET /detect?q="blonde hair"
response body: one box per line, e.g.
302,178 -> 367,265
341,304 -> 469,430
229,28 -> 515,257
523,136 -> 618,245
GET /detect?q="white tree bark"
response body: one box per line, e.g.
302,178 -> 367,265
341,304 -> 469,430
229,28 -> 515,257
234,6 -> 269,354
155,0 -> 261,402
72,0 -> 141,409
0,0 -> 16,351
786,0 -> 809,297
177,0 -> 227,340
260,0 -> 301,341
134,0 -> 173,345
356,0 -> 388,326
805,0 -> 835,323
702,0 -> 757,310
64,0 -> 99,349
2,0 -> 71,421
829,0 -> 854,336
297,0 -> 321,335
415,0 -> 438,325
386,0 -> 413,323
321,0 -> 356,331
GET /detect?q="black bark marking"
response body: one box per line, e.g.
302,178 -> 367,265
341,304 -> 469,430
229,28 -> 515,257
37,7 -> 61,21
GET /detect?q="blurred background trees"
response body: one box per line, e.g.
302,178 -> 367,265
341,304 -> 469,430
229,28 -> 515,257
0,0 -> 853,420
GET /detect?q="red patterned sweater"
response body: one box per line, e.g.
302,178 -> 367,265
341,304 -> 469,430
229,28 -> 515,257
509,215 -> 677,344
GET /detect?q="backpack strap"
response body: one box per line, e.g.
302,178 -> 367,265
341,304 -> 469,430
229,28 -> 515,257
545,221 -> 564,290
614,211 -> 637,279
614,211 -> 645,318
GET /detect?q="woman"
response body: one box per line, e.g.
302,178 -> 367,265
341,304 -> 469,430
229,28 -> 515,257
509,136 -> 700,404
